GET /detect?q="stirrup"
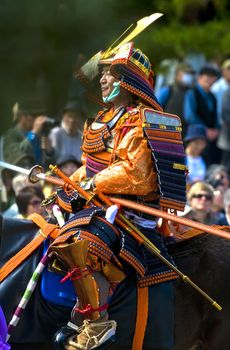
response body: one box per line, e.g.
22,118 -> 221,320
68,335 -> 116,350
53,322 -> 82,350
69,320 -> 117,350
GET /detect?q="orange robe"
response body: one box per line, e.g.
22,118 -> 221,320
71,105 -> 158,198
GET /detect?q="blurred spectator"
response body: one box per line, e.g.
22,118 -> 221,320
205,164 -> 229,191
15,185 -> 45,218
56,154 -> 81,177
50,100 -> 84,163
184,124 -> 207,184
211,59 -> 230,123
0,169 -> 15,212
2,101 -> 54,169
184,65 -> 220,165
216,188 -> 230,225
205,164 -> 229,217
3,174 -> 45,218
42,154 -> 82,197
156,63 -> 195,136
12,174 -> 30,194
217,87 -> 230,173
212,184 -> 225,216
183,182 -> 219,225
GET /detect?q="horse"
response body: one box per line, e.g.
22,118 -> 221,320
0,214 -> 230,350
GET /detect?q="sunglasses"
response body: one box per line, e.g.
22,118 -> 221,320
192,193 -> 212,201
29,199 -> 42,206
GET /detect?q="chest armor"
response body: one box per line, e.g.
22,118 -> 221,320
141,107 -> 187,211
82,107 -> 126,178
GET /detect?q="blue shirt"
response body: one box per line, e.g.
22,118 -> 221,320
184,84 -> 219,128
26,131 -> 42,163
156,86 -> 171,108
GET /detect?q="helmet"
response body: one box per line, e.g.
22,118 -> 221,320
100,42 -> 162,111
77,42 -> 162,111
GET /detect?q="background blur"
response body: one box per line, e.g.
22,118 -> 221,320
0,0 -> 230,132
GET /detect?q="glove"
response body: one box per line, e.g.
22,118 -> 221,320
80,177 -> 95,191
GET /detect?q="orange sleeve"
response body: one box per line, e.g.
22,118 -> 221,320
94,124 -> 158,195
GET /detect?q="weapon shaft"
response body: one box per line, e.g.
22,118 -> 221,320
50,165 -> 222,311
2,161 -> 228,241
96,191 -> 222,311
49,165 -> 153,246
108,197 -> 230,240
2,160 -> 222,310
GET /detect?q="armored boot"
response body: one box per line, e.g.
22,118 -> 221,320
51,238 -> 117,350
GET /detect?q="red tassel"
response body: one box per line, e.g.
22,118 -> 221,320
75,303 -> 109,315
60,267 -> 91,283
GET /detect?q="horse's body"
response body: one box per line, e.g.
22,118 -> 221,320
0,215 -> 229,350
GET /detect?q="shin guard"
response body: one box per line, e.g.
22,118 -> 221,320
51,239 -> 101,321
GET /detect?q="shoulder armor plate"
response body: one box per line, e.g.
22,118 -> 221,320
141,108 -> 187,211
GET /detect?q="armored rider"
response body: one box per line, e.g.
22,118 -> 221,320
51,42 -> 187,350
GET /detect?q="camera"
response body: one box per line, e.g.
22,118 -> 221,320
41,117 -> 58,135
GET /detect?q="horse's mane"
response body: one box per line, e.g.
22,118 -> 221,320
169,233 -> 230,258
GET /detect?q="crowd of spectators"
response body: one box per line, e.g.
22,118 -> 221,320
157,58 -> 230,229
0,58 -> 230,231
0,98 -> 83,218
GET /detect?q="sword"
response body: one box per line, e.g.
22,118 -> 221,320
0,161 -> 45,179
0,161 -> 66,188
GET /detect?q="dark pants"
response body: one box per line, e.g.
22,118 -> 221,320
221,150 -> 230,174
203,140 -> 222,166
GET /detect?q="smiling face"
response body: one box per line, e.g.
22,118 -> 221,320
99,66 -> 118,99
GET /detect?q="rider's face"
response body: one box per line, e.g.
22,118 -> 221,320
99,66 -> 118,99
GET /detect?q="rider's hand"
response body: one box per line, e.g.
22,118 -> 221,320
80,177 -> 95,190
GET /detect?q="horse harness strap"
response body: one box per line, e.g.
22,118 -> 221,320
132,286 -> 149,350
173,224 -> 230,241
28,213 -> 60,239
0,213 -> 59,282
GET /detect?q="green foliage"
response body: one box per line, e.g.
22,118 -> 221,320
0,0 -> 230,132
138,19 -> 230,65
154,0 -> 230,22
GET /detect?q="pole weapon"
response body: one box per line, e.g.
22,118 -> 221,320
49,164 -> 222,311
0,160 -> 229,240
0,160 -> 226,310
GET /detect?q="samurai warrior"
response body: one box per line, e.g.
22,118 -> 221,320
51,40 -> 187,350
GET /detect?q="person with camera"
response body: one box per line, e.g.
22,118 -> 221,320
49,100 -> 84,164
2,101 -> 55,170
